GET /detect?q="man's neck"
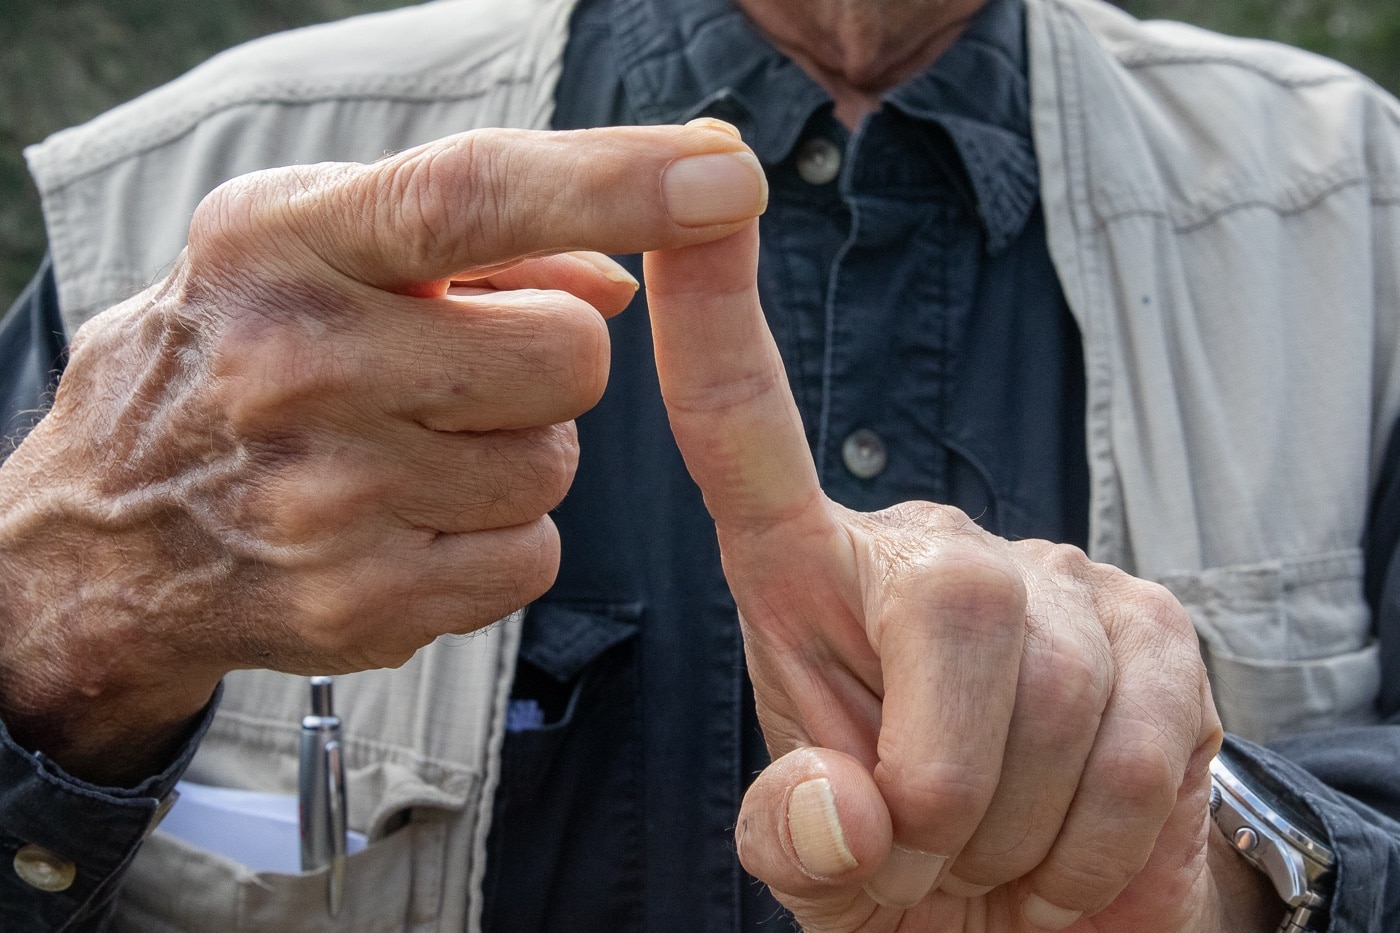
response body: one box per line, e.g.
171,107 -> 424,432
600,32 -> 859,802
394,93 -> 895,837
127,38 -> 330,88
735,0 -> 991,128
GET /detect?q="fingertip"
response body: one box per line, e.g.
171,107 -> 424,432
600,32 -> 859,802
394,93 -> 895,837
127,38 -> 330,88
685,117 -> 744,140
561,251 -> 638,318
862,846 -> 948,908
1022,894 -> 1082,931
566,251 -> 639,290
661,150 -> 768,227
450,252 -> 638,317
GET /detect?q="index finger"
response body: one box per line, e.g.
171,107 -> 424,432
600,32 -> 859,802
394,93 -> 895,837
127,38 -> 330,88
643,221 -> 825,538
193,121 -> 769,297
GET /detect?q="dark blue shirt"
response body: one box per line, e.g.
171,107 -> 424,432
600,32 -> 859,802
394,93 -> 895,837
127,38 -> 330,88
484,0 -> 1086,929
3,0 -> 1400,930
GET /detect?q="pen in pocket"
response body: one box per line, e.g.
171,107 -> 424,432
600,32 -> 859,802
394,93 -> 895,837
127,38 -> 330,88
299,675 -> 347,916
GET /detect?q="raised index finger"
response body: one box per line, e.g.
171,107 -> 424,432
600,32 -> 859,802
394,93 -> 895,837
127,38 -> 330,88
643,221 -> 824,537
195,122 -> 769,296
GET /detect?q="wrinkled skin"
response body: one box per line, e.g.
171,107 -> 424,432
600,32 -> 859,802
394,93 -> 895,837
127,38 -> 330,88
0,105 -> 1274,931
0,121 -> 767,784
644,225 -> 1276,932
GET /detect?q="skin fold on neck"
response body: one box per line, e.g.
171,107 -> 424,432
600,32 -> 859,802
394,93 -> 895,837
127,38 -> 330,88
735,0 -> 991,128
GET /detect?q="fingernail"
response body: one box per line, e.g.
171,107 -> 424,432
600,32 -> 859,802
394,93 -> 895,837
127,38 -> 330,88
862,846 -> 947,908
1023,894 -> 1082,931
939,873 -> 995,898
662,152 -> 768,227
788,778 -> 858,879
568,251 -> 639,289
686,117 -> 743,139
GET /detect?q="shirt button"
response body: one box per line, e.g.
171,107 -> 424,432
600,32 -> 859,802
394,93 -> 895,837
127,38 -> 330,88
13,844 -> 76,892
841,429 -> 888,479
795,137 -> 842,185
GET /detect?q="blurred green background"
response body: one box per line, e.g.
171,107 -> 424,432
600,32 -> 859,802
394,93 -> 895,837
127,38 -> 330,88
3,0 -> 1398,313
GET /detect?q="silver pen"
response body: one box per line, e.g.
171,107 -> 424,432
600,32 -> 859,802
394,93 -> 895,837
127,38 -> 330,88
299,676 -> 347,916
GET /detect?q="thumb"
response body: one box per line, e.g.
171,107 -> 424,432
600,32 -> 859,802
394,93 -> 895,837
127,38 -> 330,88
643,220 -> 825,536
737,748 -> 892,928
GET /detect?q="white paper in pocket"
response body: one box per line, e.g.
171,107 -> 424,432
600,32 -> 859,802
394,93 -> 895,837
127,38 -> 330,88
159,780 -> 368,874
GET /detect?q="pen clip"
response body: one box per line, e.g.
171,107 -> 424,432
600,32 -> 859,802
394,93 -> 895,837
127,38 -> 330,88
325,736 -> 346,914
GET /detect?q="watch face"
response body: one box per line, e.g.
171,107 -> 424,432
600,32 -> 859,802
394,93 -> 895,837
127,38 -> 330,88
1216,743 -> 1331,863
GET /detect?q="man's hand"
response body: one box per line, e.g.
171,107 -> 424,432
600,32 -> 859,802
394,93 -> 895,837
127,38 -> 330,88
645,225 -> 1241,931
0,120 -> 767,785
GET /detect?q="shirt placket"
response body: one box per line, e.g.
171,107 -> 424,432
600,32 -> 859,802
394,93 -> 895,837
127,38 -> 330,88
804,115 -> 984,514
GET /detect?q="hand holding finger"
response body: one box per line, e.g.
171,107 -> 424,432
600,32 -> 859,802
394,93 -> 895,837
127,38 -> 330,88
0,121 -> 770,783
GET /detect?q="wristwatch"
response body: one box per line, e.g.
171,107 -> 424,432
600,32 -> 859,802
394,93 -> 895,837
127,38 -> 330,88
1209,746 -> 1335,933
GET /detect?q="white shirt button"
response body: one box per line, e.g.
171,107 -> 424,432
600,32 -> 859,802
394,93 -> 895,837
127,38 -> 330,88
13,844 -> 76,892
841,429 -> 888,479
795,137 -> 842,185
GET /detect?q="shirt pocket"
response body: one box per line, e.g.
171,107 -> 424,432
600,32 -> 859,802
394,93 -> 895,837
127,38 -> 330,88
482,601 -> 644,933
114,758 -> 477,933
1159,548 -> 1381,743
492,600 -> 641,808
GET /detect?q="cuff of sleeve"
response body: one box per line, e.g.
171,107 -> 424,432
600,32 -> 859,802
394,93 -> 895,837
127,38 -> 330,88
1228,731 -> 1400,933
0,683 -> 221,930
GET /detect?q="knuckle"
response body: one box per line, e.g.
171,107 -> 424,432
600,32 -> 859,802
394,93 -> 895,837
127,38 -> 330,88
528,421 -> 581,506
457,133 -> 527,254
289,573 -> 378,660
919,544 -> 1026,623
1099,736 -> 1180,817
1035,850 -> 1135,913
1131,578 -> 1192,631
1038,541 -> 1092,577
875,759 -> 993,831
572,309 -> 613,407
487,516 -> 562,607
189,167 -> 331,273
505,525 -> 562,607
879,500 -> 974,535
534,291 -> 612,403
212,339 -> 321,437
390,131 -> 533,265
206,307 -> 362,436
1021,636 -> 1113,727
188,175 -> 259,259
953,847 -> 1037,888
378,149 -> 464,272
483,423 -> 580,520
254,468 -> 359,546
863,506 -> 1027,627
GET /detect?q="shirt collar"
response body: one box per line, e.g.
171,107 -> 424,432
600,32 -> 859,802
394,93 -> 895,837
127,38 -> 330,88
609,0 -> 827,163
886,0 -> 1039,253
609,0 -> 1039,254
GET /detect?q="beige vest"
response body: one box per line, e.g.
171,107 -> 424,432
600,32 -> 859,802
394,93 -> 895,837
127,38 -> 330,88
28,0 -> 572,929
24,0 -> 1400,928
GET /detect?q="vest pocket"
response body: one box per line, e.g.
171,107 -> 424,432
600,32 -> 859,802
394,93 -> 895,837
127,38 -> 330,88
115,810 -> 441,933
115,756 -> 477,932
1158,548 -> 1381,743
112,621 -> 521,933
